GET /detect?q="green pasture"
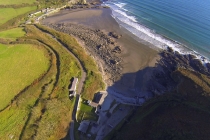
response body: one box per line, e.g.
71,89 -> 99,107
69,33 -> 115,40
0,18 -> 103,138
77,101 -> 98,122
0,108 -> 28,139
16,25 -> 81,139
0,60 -> 56,139
0,0 -> 36,5
80,102 -> 93,112
0,43 -> 50,110
0,27 -> 25,40
0,6 -> 36,25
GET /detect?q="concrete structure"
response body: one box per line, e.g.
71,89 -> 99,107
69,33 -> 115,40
78,120 -> 90,134
88,101 -> 98,108
69,77 -> 78,91
98,92 -> 108,105
26,5 -> 67,24
69,91 -> 76,97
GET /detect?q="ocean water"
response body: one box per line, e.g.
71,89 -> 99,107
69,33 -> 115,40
104,0 -> 210,62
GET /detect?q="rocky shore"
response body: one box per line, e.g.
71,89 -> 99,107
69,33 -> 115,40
42,5 -> 210,99
45,22 -> 210,96
45,23 -> 123,85
140,47 -> 210,96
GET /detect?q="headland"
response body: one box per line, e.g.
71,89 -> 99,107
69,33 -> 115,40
42,3 -> 210,98
42,7 -> 159,95
0,0 -> 207,139
41,1 -> 210,139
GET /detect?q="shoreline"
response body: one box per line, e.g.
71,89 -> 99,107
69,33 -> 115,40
41,3 -> 210,140
104,0 -> 210,63
42,6 -> 210,98
42,7 -> 159,94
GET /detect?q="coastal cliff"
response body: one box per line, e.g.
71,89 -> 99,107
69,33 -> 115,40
41,3 -> 210,139
106,66 -> 210,140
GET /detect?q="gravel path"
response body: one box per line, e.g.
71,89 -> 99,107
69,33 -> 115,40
40,29 -> 87,140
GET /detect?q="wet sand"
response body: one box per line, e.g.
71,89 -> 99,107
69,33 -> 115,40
43,8 -> 159,94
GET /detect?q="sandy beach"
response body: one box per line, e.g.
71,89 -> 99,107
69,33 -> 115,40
41,4 -> 210,139
43,8 -> 158,71
42,7 -> 159,94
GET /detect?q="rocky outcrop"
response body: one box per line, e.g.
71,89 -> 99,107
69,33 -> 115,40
44,23 -> 210,95
111,75 -> 210,140
206,63 -> 210,72
140,47 -> 210,96
109,32 -> 122,39
112,46 -> 122,54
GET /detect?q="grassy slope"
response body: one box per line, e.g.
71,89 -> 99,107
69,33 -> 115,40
0,24 -> 81,139
0,0 -> 36,5
20,25 -> 81,140
0,4 -> 50,140
109,69 -> 210,140
35,24 -> 105,100
0,41 -> 53,139
0,0 -> 104,139
77,101 -> 98,122
0,43 -> 49,110
0,27 -> 25,40
0,6 -> 36,25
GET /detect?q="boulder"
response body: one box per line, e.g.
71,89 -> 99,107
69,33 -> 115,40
167,46 -> 173,53
206,63 -> 210,72
110,59 -> 118,65
112,46 -> 122,53
190,59 -> 207,74
109,32 -> 122,39
189,54 -> 196,60
97,44 -> 104,50
95,29 -> 100,32
161,51 -> 168,58
107,38 -> 115,44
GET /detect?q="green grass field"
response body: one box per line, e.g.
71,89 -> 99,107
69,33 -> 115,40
0,0 -> 83,139
0,27 -> 25,40
0,43 -> 50,110
0,0 -> 103,138
14,25 -> 82,140
0,0 -> 36,5
80,102 -> 93,112
0,6 -> 36,25
77,101 -> 98,122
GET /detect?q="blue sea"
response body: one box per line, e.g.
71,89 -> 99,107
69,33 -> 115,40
104,0 -> 210,62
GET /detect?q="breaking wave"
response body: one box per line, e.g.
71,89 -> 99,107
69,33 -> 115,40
104,1 -> 210,63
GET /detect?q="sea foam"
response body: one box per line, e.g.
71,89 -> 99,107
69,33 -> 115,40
104,1 -> 210,64
114,2 -> 126,8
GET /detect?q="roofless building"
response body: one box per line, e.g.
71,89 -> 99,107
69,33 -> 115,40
69,77 -> 78,91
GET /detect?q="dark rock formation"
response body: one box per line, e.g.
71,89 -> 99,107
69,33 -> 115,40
109,31 -> 122,39
190,59 -> 207,73
206,63 -> 210,72
45,23 -> 210,94
143,48 -> 210,97
112,46 -> 122,53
